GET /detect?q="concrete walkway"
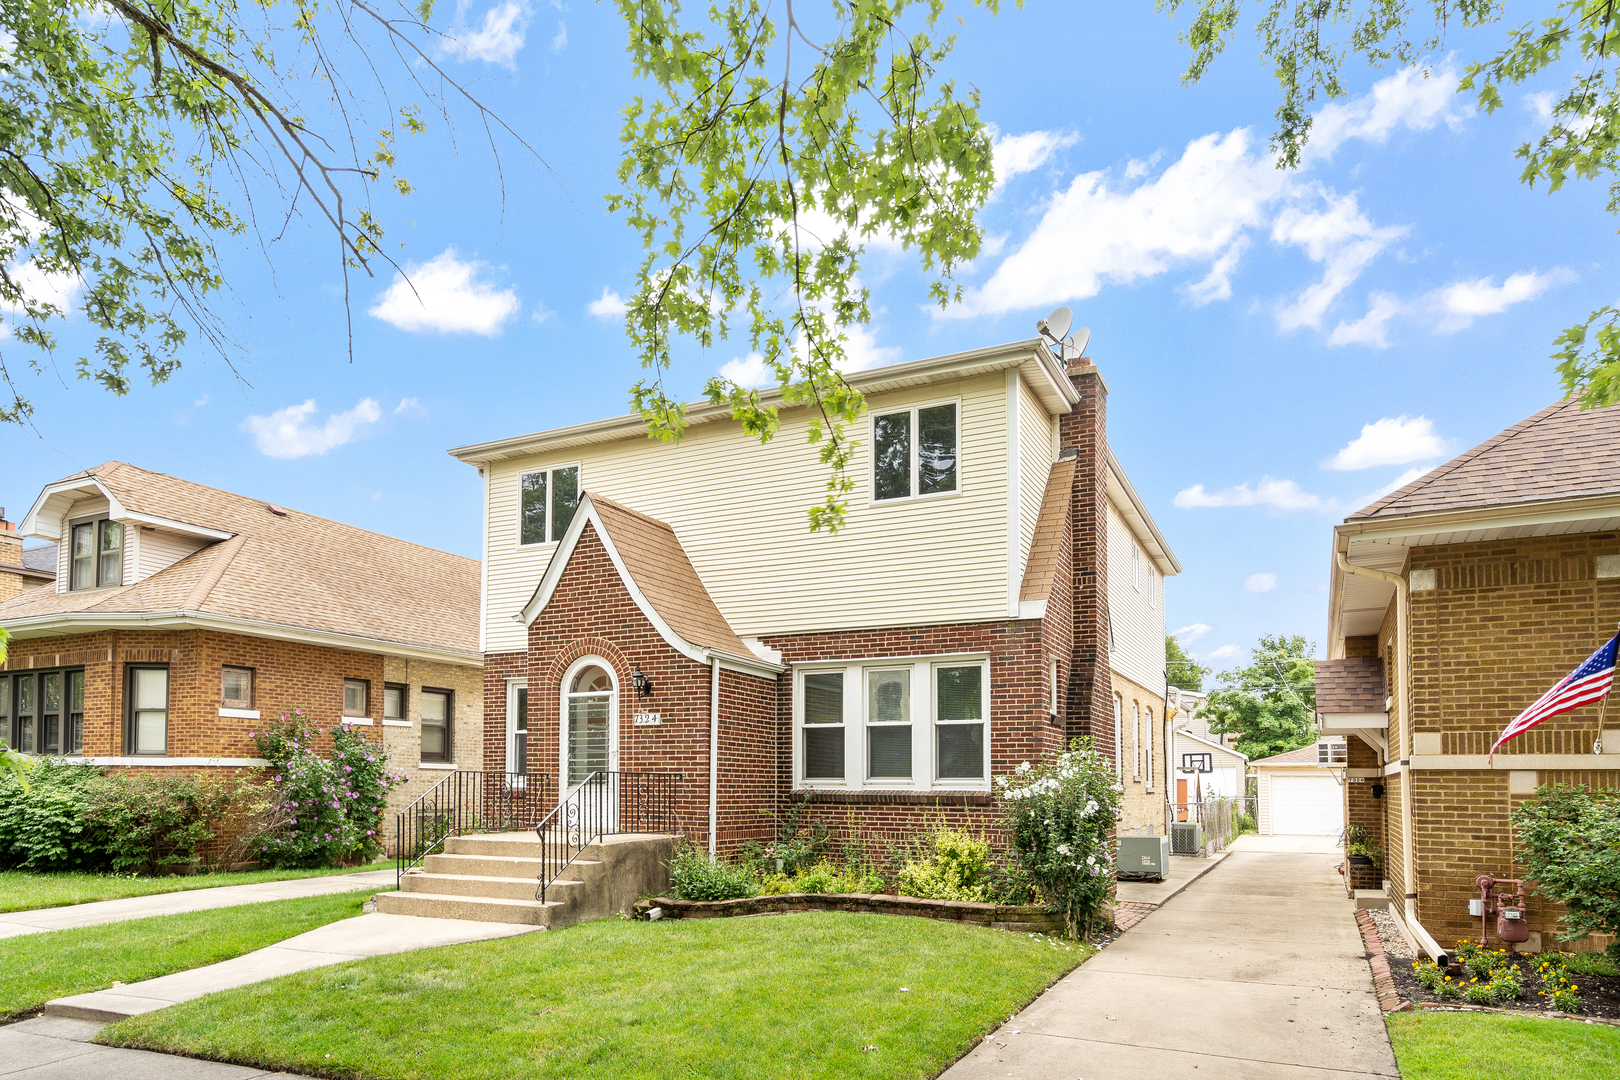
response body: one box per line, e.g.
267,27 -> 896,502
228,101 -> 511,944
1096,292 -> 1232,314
0,870 -> 397,939
45,912 -> 538,1022
943,846 -> 1398,1078
0,1015 -> 316,1079
1116,851 -> 1228,906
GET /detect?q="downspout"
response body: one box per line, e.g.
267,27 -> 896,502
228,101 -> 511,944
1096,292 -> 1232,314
1335,551 -> 1446,962
709,656 -> 720,859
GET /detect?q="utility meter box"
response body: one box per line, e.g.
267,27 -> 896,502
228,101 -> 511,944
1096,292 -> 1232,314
1117,835 -> 1170,882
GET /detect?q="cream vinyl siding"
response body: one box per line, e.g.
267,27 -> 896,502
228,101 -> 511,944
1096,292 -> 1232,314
482,372 -> 1013,651
1016,376 -> 1055,582
1107,497 -> 1165,693
135,529 -> 210,581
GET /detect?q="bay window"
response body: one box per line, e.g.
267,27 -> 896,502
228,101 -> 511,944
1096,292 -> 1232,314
4,669 -> 84,756
872,401 -> 958,501
794,654 -> 988,790
519,465 -> 582,545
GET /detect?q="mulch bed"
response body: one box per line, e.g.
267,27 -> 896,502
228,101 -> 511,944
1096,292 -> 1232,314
1386,953 -> 1620,1020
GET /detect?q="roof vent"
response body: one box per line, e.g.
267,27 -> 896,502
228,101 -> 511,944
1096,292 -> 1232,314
266,504 -> 289,517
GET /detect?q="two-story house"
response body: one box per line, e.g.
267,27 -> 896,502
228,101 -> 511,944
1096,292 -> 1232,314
1323,396 -> 1620,958
450,339 -> 1179,855
0,463 -> 483,848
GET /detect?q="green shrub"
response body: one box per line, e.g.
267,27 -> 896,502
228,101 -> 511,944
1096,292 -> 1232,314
1432,975 -> 1463,1001
1463,980 -> 1500,1006
1235,812 -> 1257,835
251,711 -> 403,868
1413,960 -> 1444,990
1489,968 -> 1523,1001
85,771 -> 256,873
0,761 -> 107,870
1462,947 -> 1505,980
667,844 -> 757,901
997,737 -> 1121,937
1512,783 -> 1620,961
895,827 -> 994,902
1563,951 -> 1620,976
758,860 -> 884,896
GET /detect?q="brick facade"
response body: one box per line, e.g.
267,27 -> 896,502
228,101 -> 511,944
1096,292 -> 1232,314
1110,669 -> 1168,836
1059,360 -> 1114,759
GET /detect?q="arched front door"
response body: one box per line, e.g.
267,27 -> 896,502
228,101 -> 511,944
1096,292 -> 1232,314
559,660 -> 619,827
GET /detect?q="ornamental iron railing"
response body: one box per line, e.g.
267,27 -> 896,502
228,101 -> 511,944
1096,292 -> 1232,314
533,770 -> 682,903
396,770 -> 552,887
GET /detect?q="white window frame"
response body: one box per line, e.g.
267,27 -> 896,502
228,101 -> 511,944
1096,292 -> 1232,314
1048,658 -> 1060,718
1113,693 -> 1123,777
506,678 -> 529,777
791,652 -> 990,793
1132,543 -> 1142,591
1145,706 -> 1155,791
867,396 -> 963,506
1148,563 -> 1157,608
516,462 -> 583,548
558,655 -> 619,791
1132,700 -> 1142,780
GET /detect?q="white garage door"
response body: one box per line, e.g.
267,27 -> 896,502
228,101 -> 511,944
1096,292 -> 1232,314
1269,774 -> 1343,835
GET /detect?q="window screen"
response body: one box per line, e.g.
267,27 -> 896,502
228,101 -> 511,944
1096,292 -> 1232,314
803,672 -> 844,779
520,471 -> 547,545
867,669 -> 911,778
344,679 -> 369,717
421,689 -> 452,762
935,665 -> 984,779
222,667 -> 252,709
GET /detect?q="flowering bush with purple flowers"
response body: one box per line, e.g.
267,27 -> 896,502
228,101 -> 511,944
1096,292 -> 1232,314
251,710 -> 406,868
995,737 -> 1121,939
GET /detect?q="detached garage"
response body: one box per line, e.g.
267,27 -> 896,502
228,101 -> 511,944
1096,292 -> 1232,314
1253,745 -> 1344,836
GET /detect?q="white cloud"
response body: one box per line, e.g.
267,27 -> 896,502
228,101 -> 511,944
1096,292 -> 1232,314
1527,90 -> 1556,121
1174,476 -> 1336,513
718,323 -> 903,388
587,287 -> 627,320
1428,269 -> 1575,333
193,394 -> 209,407
1306,64 -> 1468,160
1,258 -> 79,320
369,249 -> 520,336
1175,623 -> 1212,642
1245,572 -> 1278,593
991,127 -> 1079,190
243,398 -> 382,459
394,397 -> 424,415
530,301 -> 555,324
550,20 -> 566,51
372,491 -> 383,500
1328,292 -> 1405,348
1324,415 -> 1448,471
719,352 -> 772,389
1271,192 -> 1408,332
1206,644 -> 1241,661
440,1 -> 532,67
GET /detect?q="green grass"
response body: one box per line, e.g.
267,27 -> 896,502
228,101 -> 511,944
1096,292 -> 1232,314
0,887 -> 374,1019
0,861 -> 393,912
102,912 -> 1088,1080
1387,1011 -> 1620,1080
1561,952 -> 1620,976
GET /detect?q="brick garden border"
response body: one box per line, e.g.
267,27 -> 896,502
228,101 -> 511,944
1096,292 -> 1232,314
1355,907 -> 1410,1013
639,893 -> 1073,934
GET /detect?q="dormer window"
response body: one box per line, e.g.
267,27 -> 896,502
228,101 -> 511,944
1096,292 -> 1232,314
69,518 -> 122,590
519,465 -> 581,546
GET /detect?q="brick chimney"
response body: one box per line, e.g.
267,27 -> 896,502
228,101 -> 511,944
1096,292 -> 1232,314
0,506 -> 21,568
1059,361 -> 1115,764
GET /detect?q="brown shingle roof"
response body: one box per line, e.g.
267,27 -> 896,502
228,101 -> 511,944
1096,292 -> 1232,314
1314,657 -> 1387,713
1350,398 -> 1620,520
1020,459 -> 1075,603
0,463 -> 479,659
588,494 -> 755,661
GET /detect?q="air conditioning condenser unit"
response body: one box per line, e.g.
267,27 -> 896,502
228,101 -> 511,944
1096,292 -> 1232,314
1117,835 -> 1170,881
1171,821 -> 1204,856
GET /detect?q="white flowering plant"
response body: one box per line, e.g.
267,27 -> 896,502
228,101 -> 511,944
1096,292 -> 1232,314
995,737 -> 1121,938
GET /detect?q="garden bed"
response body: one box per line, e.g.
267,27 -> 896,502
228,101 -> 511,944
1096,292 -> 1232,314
639,892 -> 1072,933
1389,951 -> 1620,1020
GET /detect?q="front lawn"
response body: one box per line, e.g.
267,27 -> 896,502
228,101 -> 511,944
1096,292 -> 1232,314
0,861 -> 393,913
103,912 -> 1087,1080
0,887 -> 374,1019
1387,1011 -> 1620,1080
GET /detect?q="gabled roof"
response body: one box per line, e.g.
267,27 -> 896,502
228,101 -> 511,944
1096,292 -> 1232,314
519,493 -> 782,679
1250,744 -> 1325,767
1315,657 -> 1386,714
0,463 -> 479,664
1175,729 -> 1249,763
1351,398 -> 1620,521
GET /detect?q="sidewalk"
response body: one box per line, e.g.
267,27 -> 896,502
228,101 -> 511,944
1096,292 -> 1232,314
0,1014 -> 314,1079
942,845 -> 1398,1078
45,911 -> 539,1022
0,870 -> 397,939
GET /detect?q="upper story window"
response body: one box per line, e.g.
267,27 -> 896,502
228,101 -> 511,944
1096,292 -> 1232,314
793,654 -> 989,791
1131,543 -> 1141,591
221,667 -> 253,710
520,465 -> 581,545
1148,563 -> 1157,608
70,518 -> 123,590
873,402 -> 958,501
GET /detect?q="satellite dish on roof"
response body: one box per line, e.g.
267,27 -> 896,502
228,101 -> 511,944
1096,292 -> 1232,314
1064,326 -> 1091,362
1037,305 -> 1073,344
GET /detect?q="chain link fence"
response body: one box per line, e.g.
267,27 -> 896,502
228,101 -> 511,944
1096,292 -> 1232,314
1167,794 -> 1259,857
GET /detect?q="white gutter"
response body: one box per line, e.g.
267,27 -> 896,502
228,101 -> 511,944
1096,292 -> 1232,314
709,656 -> 720,859
1335,550 -> 1444,960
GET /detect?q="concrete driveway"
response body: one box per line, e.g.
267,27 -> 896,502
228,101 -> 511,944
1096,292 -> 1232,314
942,846 -> 1396,1079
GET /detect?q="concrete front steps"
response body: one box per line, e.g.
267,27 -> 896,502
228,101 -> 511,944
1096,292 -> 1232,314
374,831 -> 678,929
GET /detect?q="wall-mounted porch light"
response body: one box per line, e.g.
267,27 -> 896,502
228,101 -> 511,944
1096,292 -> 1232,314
632,665 -> 654,698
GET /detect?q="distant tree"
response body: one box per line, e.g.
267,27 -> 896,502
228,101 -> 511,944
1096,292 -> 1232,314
1166,634 -> 1209,690
1203,634 -> 1317,760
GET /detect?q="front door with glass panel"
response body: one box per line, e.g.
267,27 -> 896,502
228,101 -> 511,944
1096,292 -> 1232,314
562,664 -> 618,829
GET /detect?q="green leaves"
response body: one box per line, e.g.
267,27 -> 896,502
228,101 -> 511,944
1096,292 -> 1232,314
1202,633 -> 1318,760
610,0 -> 1005,531
1512,783 -> 1620,961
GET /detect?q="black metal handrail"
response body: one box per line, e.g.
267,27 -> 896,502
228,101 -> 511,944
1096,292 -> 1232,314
533,770 -> 682,903
396,769 -> 552,887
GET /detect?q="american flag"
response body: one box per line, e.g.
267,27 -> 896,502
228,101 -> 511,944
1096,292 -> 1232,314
1489,635 -> 1620,762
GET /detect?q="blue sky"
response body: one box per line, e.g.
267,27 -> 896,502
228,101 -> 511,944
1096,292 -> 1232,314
4,4 -> 1608,674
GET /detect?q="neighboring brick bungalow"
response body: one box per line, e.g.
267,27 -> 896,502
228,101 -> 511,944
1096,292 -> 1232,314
1325,397 -> 1620,957
0,463 -> 482,852
451,339 -> 1182,858
0,507 -> 54,602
